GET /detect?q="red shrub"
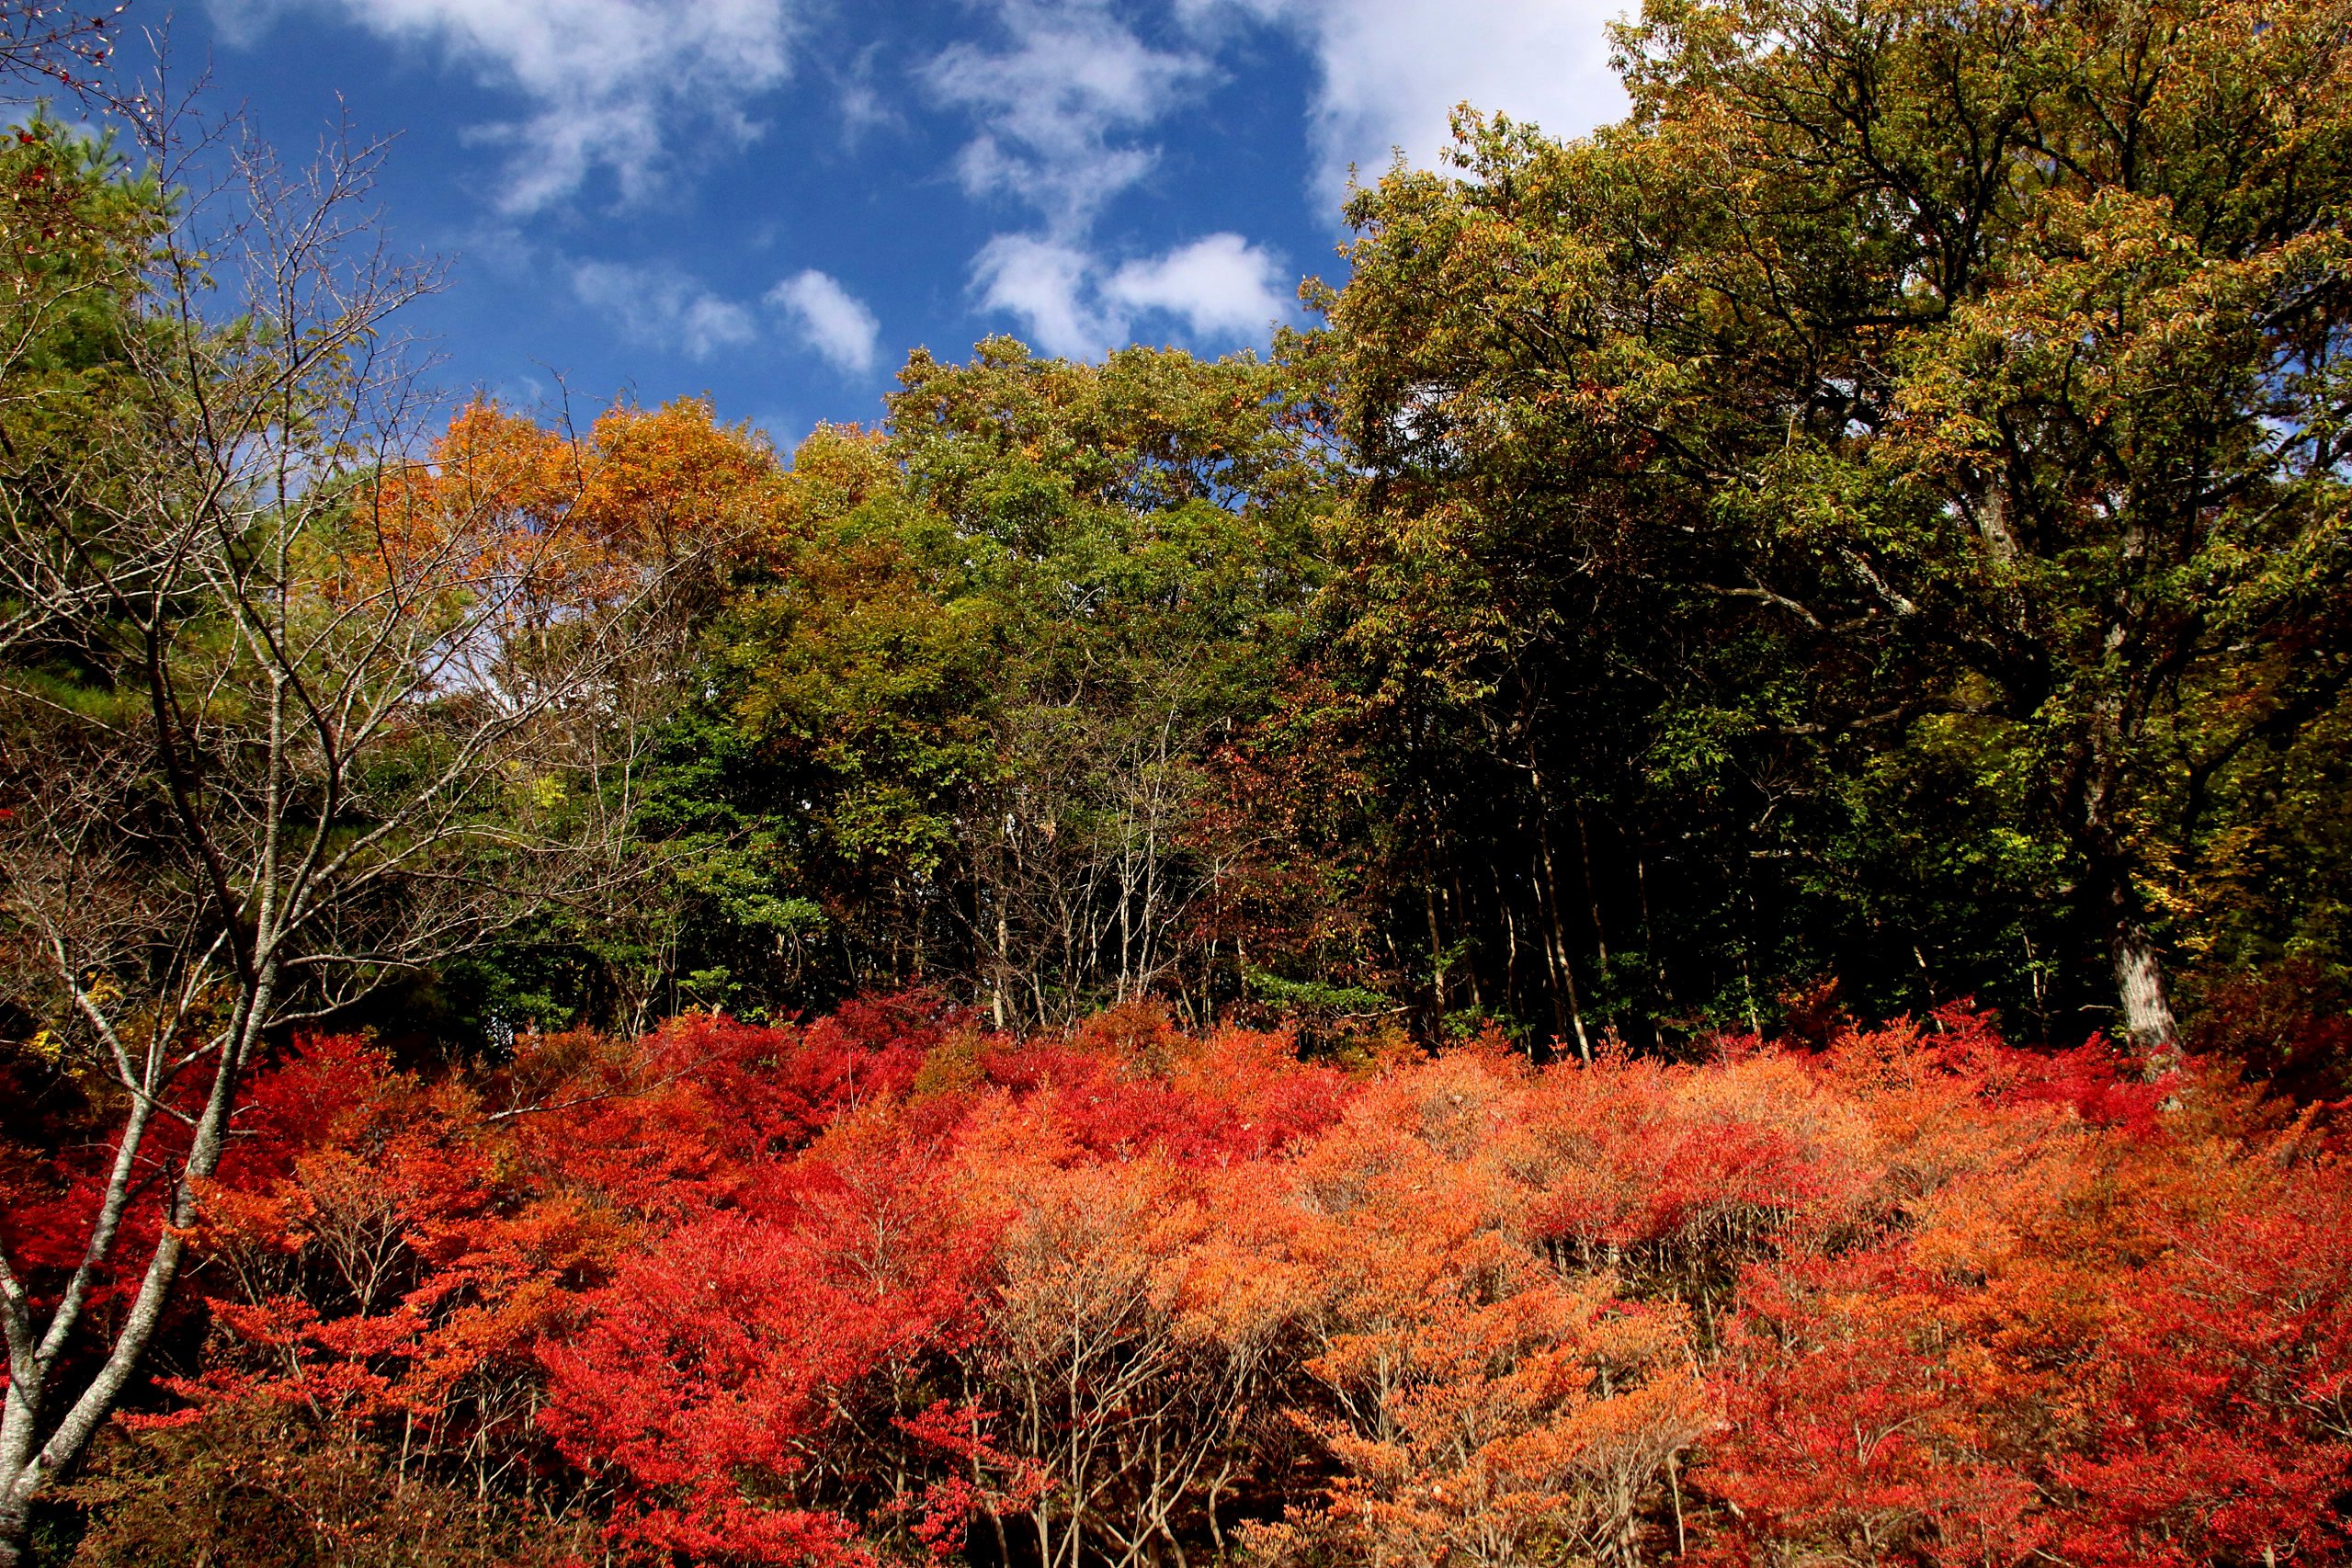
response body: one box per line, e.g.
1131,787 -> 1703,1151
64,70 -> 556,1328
71,995 -> 2347,1567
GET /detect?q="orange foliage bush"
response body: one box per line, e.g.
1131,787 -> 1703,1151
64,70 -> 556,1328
35,998 -> 2345,1566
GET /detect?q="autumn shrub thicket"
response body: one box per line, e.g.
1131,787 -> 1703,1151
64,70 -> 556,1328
17,995 -> 2347,1566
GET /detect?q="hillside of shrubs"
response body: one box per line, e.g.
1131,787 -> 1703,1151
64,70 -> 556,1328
15,998 -> 2347,1567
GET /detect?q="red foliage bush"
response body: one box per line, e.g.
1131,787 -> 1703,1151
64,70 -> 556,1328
35,995 -> 2345,1566
2185,959 -> 2352,1105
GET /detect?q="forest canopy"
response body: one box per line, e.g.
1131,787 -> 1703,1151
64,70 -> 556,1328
311,0 -> 2352,1064
3,0 -> 2351,1562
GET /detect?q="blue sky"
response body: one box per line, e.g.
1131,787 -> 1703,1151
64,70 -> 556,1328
184,0 -> 1630,449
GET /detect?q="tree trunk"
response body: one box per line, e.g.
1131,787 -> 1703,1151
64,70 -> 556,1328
0,962 -> 276,1563
1534,836 -> 1592,1062
2081,664 -> 2179,1069
2110,905 -> 2180,1070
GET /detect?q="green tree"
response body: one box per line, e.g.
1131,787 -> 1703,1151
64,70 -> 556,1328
661,339 -> 1333,1028
1324,0 -> 2352,1052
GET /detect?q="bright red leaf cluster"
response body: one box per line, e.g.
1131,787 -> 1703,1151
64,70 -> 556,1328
30,997 -> 2345,1565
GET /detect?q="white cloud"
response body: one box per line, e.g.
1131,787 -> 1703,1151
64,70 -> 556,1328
767,269 -> 881,375
952,0 -> 1622,358
924,0 -> 1213,235
564,259 -> 887,372
973,234 -> 1110,359
1106,233 -> 1288,339
570,259 -> 760,360
832,43 -> 900,149
1183,0 -> 1629,205
207,0 -> 799,213
933,6 -> 1290,360
974,232 -> 1289,358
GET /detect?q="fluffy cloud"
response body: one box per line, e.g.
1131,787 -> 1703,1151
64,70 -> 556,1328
924,0 -> 1213,235
951,0 -> 1616,356
570,260 -> 760,360
1105,233 -> 1289,339
975,232 -> 1288,358
568,260 -> 886,371
931,0 -> 1623,236
972,235 -> 1107,358
938,3 -> 1291,358
208,0 -> 799,213
767,269 -> 881,375
1184,0 -> 1629,201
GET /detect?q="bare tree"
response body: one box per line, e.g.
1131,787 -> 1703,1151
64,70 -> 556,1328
0,97 -> 697,1562
973,657 -> 1241,1031
0,2 -> 123,101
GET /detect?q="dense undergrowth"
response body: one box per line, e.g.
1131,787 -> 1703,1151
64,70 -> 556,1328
10,994 -> 2346,1567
